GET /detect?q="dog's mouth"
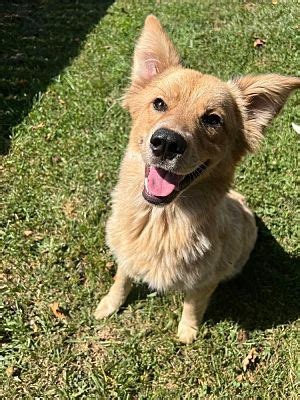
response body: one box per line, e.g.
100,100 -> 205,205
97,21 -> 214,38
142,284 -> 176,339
142,161 -> 209,205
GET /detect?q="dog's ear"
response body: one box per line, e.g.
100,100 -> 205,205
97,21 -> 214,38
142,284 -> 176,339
232,74 -> 300,151
130,15 -> 180,87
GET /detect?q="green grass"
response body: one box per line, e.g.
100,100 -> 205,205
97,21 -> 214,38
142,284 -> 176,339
1,0 -> 299,398
0,0 -> 113,154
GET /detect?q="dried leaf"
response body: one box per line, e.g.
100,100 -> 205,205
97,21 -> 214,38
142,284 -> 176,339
33,234 -> 44,241
29,319 -> 38,332
98,172 -> 104,180
6,366 -> 21,377
242,347 -> 258,371
253,38 -> 266,48
97,326 -> 117,340
32,122 -> 45,130
272,0 -> 278,4
291,122 -> 300,135
6,366 -> 14,377
49,302 -> 67,319
236,374 -> 243,382
24,229 -> 33,237
62,199 -> 78,219
18,79 -> 28,86
237,329 -> 248,343
51,155 -> 62,163
106,261 -> 114,269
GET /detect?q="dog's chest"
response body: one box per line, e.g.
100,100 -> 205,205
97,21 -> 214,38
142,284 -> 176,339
106,206 -> 216,291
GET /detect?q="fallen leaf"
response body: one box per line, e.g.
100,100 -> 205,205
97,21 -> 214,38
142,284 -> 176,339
17,79 -> 28,86
98,172 -> 104,180
6,366 -> 14,377
242,347 -> 259,371
62,199 -> 78,219
33,234 -> 44,241
24,229 -> 33,237
291,122 -> 300,134
236,374 -> 243,382
253,38 -> 266,48
32,122 -> 45,130
6,366 -> 21,377
29,319 -> 38,332
49,302 -> 67,319
244,2 -> 256,11
272,0 -> 278,4
51,155 -> 62,163
106,261 -> 114,269
237,329 -> 248,343
97,326 -> 117,340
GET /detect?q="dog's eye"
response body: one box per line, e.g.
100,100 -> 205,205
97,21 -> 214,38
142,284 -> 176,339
153,98 -> 168,112
201,113 -> 223,126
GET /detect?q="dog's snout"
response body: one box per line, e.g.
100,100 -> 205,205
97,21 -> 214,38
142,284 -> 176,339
150,128 -> 187,160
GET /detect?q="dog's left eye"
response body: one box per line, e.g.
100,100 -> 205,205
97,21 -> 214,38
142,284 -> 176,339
201,113 -> 223,126
153,98 -> 168,112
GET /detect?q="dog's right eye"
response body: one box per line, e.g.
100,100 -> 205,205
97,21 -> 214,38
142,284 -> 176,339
153,98 -> 168,112
201,113 -> 223,126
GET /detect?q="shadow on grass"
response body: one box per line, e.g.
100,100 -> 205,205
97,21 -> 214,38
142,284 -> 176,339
0,0 -> 113,154
207,216 -> 299,331
126,216 -> 299,331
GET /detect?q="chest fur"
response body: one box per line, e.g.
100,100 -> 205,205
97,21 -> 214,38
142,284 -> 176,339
106,205 -> 219,291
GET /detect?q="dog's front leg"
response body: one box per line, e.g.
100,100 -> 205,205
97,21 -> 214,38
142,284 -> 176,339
94,270 -> 133,320
177,283 -> 217,344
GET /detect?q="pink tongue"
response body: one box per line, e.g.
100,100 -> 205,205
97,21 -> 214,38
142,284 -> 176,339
147,167 -> 181,197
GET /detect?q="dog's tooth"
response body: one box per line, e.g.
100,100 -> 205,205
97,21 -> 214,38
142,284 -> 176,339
144,177 -> 149,193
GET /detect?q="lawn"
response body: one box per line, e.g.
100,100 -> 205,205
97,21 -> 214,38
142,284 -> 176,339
1,0 -> 299,398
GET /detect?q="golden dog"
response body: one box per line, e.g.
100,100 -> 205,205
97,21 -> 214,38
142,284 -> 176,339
94,15 -> 300,343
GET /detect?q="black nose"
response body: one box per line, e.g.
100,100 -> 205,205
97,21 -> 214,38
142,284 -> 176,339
150,128 -> 187,160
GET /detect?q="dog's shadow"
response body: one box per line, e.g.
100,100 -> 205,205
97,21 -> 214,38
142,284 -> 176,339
0,0 -> 113,155
206,216 -> 299,330
126,216 -> 299,331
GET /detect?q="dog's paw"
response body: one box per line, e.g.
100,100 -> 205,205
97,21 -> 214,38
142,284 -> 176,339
94,295 -> 119,320
177,322 -> 198,344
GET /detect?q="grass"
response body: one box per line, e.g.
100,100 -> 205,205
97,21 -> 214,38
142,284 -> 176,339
1,0 -> 299,398
0,0 -> 113,154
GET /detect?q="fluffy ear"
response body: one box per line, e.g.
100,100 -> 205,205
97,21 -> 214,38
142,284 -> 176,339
130,15 -> 180,87
232,74 -> 300,151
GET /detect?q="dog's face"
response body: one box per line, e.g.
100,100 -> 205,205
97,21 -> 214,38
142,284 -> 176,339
127,69 -> 243,205
123,15 -> 300,206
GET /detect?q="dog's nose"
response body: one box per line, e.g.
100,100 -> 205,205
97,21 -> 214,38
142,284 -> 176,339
150,128 -> 187,160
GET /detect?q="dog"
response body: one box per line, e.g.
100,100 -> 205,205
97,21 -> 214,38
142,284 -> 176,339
94,15 -> 300,343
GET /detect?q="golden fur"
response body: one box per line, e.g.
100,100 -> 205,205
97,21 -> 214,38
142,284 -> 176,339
94,15 -> 300,343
